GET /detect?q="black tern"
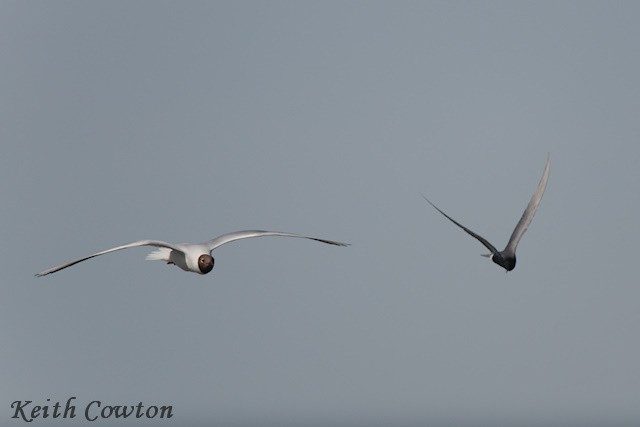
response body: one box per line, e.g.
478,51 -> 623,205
424,154 -> 550,271
35,230 -> 349,277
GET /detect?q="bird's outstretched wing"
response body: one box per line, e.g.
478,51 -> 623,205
504,154 -> 550,253
35,240 -> 181,277
204,230 -> 349,253
422,196 -> 500,256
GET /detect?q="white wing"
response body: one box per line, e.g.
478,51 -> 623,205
35,240 -> 181,277
204,230 -> 349,253
505,154 -> 551,253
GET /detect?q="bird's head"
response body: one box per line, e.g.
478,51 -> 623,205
198,254 -> 214,274
491,253 -> 516,272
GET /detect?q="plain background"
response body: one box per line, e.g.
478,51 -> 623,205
2,2 -> 639,426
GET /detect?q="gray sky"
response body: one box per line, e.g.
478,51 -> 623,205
2,1 -> 639,426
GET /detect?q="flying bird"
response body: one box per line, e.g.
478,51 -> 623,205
35,230 -> 349,277
423,154 -> 550,271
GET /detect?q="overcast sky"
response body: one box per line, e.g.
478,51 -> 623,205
2,2 -> 640,426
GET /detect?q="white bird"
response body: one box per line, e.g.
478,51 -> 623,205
35,230 -> 349,277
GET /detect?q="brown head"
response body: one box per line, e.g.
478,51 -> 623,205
198,254 -> 214,274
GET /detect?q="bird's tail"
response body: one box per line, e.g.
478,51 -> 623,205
146,247 -> 172,262
481,253 -> 492,259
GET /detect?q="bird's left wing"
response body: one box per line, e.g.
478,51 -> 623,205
423,196 -> 501,256
204,230 -> 349,253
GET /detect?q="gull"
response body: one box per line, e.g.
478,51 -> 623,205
35,230 -> 349,277
423,154 -> 550,271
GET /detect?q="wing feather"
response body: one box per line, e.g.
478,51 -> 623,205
505,154 -> 551,253
423,196 -> 500,256
204,230 -> 349,253
35,240 -> 180,277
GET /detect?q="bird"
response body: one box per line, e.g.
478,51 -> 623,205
35,230 -> 349,277
423,154 -> 550,271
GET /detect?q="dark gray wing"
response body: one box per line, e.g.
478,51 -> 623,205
504,154 -> 550,253
423,196 -> 500,256
35,240 -> 181,277
204,230 -> 349,253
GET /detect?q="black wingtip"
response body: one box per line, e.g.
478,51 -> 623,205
420,193 -> 433,206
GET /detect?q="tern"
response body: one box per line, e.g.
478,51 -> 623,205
35,230 -> 349,277
423,154 -> 550,271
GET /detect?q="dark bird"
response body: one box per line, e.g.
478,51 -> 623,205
423,154 -> 550,271
36,230 -> 349,277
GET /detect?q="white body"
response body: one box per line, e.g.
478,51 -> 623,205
36,230 -> 348,277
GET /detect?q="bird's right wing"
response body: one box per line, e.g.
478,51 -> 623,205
423,196 -> 500,256
505,154 -> 551,253
35,240 -> 181,277
204,230 -> 349,253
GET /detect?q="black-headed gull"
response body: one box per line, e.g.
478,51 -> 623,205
423,154 -> 550,271
36,230 -> 349,277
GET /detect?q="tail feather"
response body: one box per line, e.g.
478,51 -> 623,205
146,247 -> 172,262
